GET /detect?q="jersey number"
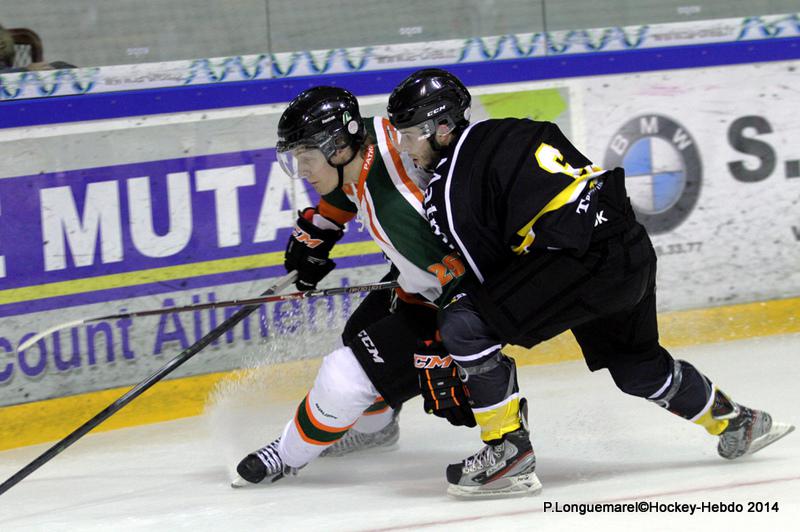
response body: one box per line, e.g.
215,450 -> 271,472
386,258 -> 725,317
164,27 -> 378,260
427,254 -> 465,287
535,143 -> 599,179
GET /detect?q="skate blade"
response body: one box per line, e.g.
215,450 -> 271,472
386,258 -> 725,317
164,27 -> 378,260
447,472 -> 543,501
748,422 -> 795,456
321,441 -> 399,458
230,475 -> 254,488
230,471 -> 286,488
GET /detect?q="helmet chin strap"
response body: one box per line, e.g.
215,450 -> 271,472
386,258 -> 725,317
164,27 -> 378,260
327,145 -> 360,189
336,165 -> 345,189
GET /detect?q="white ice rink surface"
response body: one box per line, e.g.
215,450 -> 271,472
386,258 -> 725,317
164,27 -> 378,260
2,334 -> 798,532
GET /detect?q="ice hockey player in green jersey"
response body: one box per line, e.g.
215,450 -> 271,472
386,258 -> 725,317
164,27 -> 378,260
233,86 -> 475,486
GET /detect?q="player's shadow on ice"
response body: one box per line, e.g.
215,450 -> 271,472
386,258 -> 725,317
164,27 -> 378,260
535,455 -> 784,489
206,449 -> 786,498
229,448 -> 462,497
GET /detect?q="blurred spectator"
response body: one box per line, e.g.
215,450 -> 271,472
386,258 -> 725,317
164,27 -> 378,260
0,23 -> 76,73
0,24 -> 14,70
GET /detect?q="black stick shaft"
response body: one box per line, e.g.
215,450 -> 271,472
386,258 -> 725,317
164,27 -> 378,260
94,280 -> 401,322
17,280 -> 402,358
0,272 -> 297,496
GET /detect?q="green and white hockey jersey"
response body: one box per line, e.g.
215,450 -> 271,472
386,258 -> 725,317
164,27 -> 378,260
316,116 -> 465,306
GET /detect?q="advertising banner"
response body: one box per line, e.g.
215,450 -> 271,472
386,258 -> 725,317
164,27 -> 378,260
0,147 -> 385,404
580,60 -> 800,310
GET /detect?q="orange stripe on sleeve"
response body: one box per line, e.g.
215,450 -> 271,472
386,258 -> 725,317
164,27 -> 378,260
318,199 -> 356,225
394,287 -> 438,309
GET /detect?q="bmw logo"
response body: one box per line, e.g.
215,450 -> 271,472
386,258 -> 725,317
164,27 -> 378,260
604,115 -> 702,234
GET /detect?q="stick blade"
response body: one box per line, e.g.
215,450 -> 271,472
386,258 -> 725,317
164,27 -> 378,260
17,319 -> 86,352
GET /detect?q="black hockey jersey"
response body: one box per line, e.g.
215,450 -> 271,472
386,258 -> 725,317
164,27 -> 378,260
423,118 -> 609,282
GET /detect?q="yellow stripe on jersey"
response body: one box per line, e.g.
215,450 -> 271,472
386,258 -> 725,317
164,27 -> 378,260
512,142 -> 605,255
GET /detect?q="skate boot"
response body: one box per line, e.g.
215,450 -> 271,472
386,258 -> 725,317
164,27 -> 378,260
711,390 -> 795,460
320,407 -> 401,457
231,438 -> 298,487
446,398 -> 541,499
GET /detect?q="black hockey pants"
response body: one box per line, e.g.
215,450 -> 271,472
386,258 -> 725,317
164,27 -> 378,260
440,222 -> 715,424
342,269 -> 439,408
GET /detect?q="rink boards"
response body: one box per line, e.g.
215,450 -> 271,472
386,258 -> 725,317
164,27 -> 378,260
0,41 -> 799,449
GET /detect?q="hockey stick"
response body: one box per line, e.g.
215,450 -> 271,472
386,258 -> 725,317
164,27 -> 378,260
0,271 -> 300,497
17,278 -> 401,353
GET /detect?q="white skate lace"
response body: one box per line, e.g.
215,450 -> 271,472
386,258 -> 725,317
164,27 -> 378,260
464,444 -> 498,474
255,441 -> 284,474
329,430 -> 371,451
321,411 -> 400,457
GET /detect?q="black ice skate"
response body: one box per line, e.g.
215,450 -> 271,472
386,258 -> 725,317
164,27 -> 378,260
711,390 -> 795,460
446,398 -> 541,499
231,438 -> 298,488
320,407 -> 401,457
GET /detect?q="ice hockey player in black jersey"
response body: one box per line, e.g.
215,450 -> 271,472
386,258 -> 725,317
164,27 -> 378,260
387,68 -> 795,499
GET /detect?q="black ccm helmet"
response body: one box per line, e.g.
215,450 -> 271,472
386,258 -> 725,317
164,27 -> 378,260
387,68 -> 471,148
277,86 -> 366,183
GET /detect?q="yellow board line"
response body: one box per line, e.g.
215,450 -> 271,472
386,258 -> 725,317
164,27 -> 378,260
0,241 -> 382,305
1,295 -> 798,451
0,359 -> 323,451
506,295 -> 800,366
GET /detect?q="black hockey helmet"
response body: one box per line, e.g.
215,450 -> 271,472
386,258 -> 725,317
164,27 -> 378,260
387,68 -> 471,135
277,86 -> 366,167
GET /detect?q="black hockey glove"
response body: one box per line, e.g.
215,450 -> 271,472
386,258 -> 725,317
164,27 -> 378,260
415,340 -> 476,428
285,207 -> 344,291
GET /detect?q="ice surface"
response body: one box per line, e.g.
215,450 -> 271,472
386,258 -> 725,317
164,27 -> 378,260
1,334 -> 798,531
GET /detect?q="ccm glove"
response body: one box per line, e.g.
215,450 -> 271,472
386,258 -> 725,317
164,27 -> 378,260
415,340 -> 476,428
285,207 -> 344,290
